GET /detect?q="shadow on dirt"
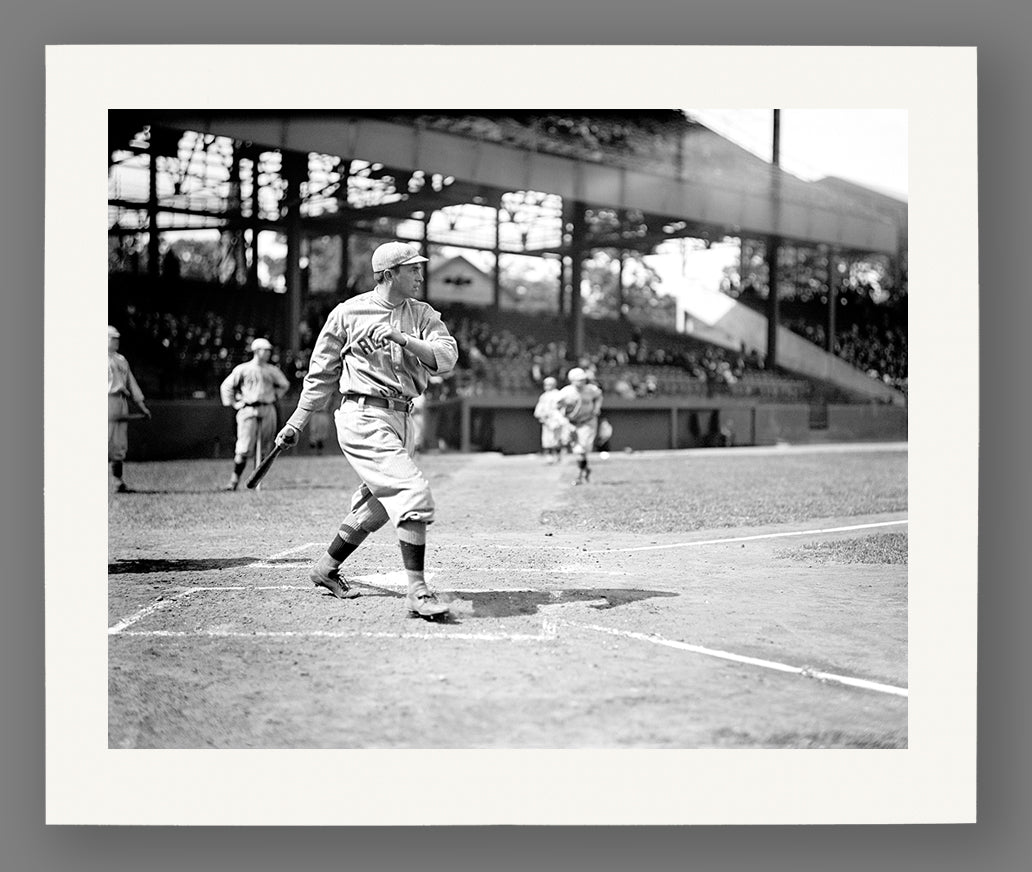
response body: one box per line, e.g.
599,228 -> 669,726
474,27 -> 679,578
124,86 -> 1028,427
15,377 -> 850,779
342,584 -> 675,621
453,588 -> 677,618
108,557 -> 260,574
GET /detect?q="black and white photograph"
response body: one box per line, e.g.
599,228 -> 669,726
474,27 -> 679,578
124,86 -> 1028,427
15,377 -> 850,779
104,107 -> 909,749
44,45 -> 978,826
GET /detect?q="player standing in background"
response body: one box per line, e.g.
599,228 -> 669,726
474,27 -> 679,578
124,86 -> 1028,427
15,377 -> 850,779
220,338 -> 291,491
274,241 -> 459,619
108,325 -> 151,493
533,376 -> 568,464
556,366 -> 603,485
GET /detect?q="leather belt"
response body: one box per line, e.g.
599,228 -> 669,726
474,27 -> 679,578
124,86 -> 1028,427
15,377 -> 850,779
344,392 -> 412,413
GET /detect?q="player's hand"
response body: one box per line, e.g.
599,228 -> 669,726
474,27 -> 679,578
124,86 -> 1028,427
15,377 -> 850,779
275,424 -> 300,448
367,323 -> 404,346
140,405 -> 152,419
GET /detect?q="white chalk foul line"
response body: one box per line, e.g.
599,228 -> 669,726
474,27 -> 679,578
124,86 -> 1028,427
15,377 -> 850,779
114,623 -> 558,643
587,519 -> 908,554
562,620 -> 908,698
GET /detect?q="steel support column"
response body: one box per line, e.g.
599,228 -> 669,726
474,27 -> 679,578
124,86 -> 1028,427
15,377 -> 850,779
147,150 -> 160,279
248,149 -> 261,290
765,237 -> 780,367
493,202 -> 502,311
765,110 -> 782,369
826,249 -> 838,354
283,155 -> 306,361
566,199 -> 586,359
423,213 -> 432,304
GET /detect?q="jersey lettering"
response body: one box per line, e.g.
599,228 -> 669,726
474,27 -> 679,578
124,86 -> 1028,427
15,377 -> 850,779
356,335 -> 387,356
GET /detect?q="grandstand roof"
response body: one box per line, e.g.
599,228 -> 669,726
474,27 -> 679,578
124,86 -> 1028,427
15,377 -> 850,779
124,111 -> 899,256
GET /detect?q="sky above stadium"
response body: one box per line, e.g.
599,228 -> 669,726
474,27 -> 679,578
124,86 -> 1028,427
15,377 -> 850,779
684,109 -> 908,200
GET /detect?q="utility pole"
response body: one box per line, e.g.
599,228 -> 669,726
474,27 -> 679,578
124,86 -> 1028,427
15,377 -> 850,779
765,109 -> 782,370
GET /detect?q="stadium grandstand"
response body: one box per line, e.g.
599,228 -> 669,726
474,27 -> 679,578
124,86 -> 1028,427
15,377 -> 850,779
107,111 -> 907,457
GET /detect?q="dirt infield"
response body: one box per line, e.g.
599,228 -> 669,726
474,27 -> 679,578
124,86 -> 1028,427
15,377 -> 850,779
108,444 -> 907,748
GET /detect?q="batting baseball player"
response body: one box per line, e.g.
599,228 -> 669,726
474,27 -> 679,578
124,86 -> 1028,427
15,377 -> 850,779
533,376 -> 569,463
108,325 -> 151,493
274,241 -> 459,618
220,338 -> 291,491
555,367 -> 603,485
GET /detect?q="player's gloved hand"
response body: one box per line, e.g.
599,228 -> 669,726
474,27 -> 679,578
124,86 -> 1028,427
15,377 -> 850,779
275,424 -> 300,448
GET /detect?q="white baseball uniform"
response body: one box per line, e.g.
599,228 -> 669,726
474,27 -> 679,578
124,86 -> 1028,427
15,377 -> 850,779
533,386 -> 570,450
108,350 -> 146,462
220,357 -> 291,459
556,382 -> 604,455
285,290 -> 458,526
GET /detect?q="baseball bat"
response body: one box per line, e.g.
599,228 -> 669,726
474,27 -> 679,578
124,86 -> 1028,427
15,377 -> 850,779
245,443 -> 285,489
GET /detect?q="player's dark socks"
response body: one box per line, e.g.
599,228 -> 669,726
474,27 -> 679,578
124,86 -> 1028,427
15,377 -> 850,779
399,540 -> 426,572
327,525 -> 368,562
111,461 -> 123,479
233,459 -> 247,477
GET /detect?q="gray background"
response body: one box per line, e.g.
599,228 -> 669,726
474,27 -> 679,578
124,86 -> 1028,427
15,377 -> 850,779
3,2 -> 1025,868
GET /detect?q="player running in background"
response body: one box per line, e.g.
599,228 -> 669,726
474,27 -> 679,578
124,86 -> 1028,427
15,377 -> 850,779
533,376 -> 569,464
108,325 -> 151,493
220,338 -> 291,491
274,241 -> 459,619
556,367 -> 604,485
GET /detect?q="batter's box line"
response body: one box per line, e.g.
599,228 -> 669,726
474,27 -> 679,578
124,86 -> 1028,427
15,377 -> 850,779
558,619 -> 907,698
113,621 -> 559,643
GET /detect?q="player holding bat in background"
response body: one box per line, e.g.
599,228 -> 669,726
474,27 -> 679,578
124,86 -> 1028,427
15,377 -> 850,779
274,242 -> 459,618
108,325 -> 151,493
220,338 -> 291,491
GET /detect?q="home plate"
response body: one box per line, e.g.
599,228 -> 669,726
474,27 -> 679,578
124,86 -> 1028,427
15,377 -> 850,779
350,570 -> 435,592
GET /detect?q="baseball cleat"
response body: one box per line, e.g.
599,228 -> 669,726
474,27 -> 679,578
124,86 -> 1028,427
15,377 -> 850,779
310,565 -> 361,599
115,482 -> 133,493
406,588 -> 449,618
224,481 -> 239,491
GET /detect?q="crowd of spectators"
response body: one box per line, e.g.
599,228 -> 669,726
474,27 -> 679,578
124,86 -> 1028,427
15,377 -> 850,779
440,312 -> 761,400
113,297 -> 898,405
785,317 -> 908,394
114,305 -> 291,399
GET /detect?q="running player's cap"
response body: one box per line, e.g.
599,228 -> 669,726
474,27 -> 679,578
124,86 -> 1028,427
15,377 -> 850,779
250,338 -> 273,351
371,241 -> 429,272
567,367 -> 587,382
543,376 -> 558,387
108,325 -> 120,338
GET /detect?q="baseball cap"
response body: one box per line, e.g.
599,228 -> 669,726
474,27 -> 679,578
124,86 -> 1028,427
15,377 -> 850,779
108,325 -> 120,339
250,338 -> 273,351
567,367 -> 587,382
371,241 -> 429,273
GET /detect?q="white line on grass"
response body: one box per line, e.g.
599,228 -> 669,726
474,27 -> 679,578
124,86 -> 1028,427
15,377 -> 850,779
587,519 -> 908,554
562,620 -> 908,697
595,442 -> 907,461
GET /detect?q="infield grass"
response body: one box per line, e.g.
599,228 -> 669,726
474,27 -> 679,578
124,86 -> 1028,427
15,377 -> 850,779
542,450 -> 907,533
